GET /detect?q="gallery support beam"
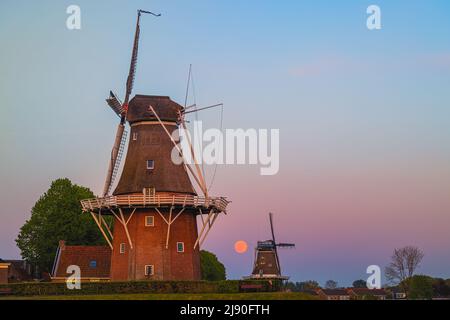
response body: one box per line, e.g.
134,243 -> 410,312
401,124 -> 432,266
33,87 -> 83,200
155,207 -> 186,249
89,211 -> 113,250
109,208 -> 136,250
193,209 -> 221,250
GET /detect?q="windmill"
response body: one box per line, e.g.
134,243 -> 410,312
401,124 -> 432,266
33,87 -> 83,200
246,213 -> 295,280
80,10 -> 229,281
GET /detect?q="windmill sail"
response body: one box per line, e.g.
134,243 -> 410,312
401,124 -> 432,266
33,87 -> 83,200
124,10 -> 160,107
102,123 -> 126,196
102,10 -> 160,196
106,91 -> 123,117
269,212 -> 282,275
123,15 -> 140,106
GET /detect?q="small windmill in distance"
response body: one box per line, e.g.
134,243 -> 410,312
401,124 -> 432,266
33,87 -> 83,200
245,213 -> 295,280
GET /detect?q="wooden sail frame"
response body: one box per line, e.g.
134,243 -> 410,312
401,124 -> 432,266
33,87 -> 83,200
147,104 -> 208,197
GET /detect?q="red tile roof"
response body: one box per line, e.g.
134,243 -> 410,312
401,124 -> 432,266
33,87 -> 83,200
319,289 -> 350,296
349,288 -> 387,296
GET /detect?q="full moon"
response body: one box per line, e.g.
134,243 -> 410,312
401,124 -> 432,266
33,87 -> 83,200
234,240 -> 248,254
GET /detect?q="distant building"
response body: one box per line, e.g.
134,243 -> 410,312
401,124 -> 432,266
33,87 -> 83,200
348,288 -> 387,300
316,288 -> 351,300
51,240 -> 111,282
0,259 -> 34,283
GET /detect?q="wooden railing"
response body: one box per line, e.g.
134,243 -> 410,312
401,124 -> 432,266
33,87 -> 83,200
80,194 -> 229,212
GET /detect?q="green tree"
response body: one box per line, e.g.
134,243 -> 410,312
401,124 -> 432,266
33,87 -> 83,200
298,280 -> 320,290
200,250 -> 226,281
408,275 -> 434,300
325,280 -> 338,289
16,178 -> 106,273
353,279 -> 367,288
432,278 -> 450,298
283,281 -> 297,292
283,280 -> 320,292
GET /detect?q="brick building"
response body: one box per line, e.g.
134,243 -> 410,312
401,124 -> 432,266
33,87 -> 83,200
316,288 -> 351,300
51,240 -> 111,282
0,259 -> 34,284
347,287 -> 387,300
0,263 -> 9,284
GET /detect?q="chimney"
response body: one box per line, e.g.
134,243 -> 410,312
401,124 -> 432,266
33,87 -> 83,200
59,240 -> 66,251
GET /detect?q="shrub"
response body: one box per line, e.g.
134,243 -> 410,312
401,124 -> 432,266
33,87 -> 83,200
0,280 -> 275,296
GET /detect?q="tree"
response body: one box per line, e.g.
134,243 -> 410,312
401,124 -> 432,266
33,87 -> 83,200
353,279 -> 367,288
325,280 -> 338,289
16,178 -> 106,273
432,278 -> 450,298
282,280 -> 319,292
385,246 -> 424,291
200,250 -> 226,281
408,275 -> 434,300
298,280 -> 320,290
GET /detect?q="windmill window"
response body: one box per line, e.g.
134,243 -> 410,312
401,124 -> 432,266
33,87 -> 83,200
146,160 -> 155,170
89,260 -> 97,268
145,265 -> 154,276
120,243 -> 126,254
177,242 -> 185,253
132,132 -> 138,141
145,216 -> 154,227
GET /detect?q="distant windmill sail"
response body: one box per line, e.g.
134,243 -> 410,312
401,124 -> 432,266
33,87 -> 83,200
269,212 -> 281,275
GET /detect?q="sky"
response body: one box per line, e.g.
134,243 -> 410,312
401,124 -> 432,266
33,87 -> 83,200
1,0 -> 450,286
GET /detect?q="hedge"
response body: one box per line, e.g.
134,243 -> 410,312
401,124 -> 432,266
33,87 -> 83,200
0,280 -> 280,296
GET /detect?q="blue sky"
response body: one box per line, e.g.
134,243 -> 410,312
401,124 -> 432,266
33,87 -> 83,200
1,1 -> 450,286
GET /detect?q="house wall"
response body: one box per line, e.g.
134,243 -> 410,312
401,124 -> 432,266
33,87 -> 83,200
0,265 -> 9,284
110,207 -> 201,281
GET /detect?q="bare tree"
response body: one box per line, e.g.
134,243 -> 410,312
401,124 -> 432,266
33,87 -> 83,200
385,246 -> 424,289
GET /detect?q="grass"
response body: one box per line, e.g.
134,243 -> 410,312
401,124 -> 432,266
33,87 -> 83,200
0,292 -> 318,300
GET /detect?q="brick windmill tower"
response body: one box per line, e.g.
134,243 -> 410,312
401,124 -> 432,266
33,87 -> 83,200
81,10 -> 229,281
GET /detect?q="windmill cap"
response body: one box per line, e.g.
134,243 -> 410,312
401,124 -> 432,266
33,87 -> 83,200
127,94 -> 184,123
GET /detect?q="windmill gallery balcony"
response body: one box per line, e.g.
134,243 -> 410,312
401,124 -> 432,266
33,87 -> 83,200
81,192 -> 229,213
